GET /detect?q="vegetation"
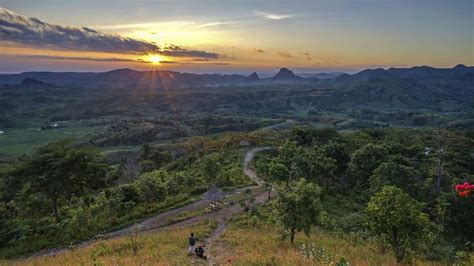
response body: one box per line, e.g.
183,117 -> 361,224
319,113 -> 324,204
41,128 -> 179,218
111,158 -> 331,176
255,127 -> 473,263
273,179 -> 321,243
0,130 -> 277,258
0,125 -> 472,264
1,66 -> 473,159
10,210 -> 473,265
365,186 -> 432,262
5,221 -> 215,266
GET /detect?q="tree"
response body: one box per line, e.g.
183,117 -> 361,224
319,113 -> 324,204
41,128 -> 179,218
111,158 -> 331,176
139,144 -> 172,172
365,186 -> 432,262
11,140 -> 109,221
290,127 -> 338,146
307,147 -> 337,187
278,141 -> 306,185
201,155 -> 220,185
273,179 -> 321,243
262,160 -> 289,199
369,156 -> 420,198
322,142 -> 350,176
349,143 -> 388,184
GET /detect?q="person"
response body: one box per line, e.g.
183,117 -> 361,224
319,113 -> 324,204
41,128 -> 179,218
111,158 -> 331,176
188,232 -> 196,255
195,246 -> 207,259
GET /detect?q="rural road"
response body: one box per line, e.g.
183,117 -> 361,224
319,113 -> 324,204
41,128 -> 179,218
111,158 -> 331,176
21,147 -> 274,263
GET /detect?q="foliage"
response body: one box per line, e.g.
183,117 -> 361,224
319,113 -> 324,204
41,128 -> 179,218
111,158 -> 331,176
349,143 -> 388,185
1,127 -> 473,262
139,144 -> 172,172
365,186 -> 433,262
273,179 -> 321,243
369,155 -> 421,197
6,140 -> 109,221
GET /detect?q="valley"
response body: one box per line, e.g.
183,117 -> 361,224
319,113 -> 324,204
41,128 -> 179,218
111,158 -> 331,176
1,65 -> 472,159
0,65 -> 473,265
1,2 -> 473,264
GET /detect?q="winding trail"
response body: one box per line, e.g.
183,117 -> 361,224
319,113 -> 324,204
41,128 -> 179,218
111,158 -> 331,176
243,147 -> 273,186
20,147 -> 274,264
201,146 -> 274,265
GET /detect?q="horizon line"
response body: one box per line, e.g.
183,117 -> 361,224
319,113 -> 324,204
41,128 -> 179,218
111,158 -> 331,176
0,64 -> 470,76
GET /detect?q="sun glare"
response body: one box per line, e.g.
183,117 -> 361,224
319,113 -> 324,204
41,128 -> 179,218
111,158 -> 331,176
148,55 -> 161,64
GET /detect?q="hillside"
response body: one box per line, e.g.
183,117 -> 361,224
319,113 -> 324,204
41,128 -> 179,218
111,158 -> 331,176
2,128 -> 473,265
1,65 -> 473,158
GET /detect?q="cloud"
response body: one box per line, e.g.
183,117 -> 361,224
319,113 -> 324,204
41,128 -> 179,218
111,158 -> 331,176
159,44 -> 218,59
278,51 -> 294,58
156,60 -> 178,64
253,11 -> 293,20
296,51 -> 311,60
4,54 -> 179,64
0,7 -> 219,58
254,48 -> 265,53
91,20 -> 235,30
25,54 -> 140,63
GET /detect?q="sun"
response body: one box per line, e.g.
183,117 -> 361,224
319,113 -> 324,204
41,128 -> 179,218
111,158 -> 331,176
148,55 -> 161,64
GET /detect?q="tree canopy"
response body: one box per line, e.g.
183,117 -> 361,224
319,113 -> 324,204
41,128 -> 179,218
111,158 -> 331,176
365,186 -> 432,262
273,179 -> 321,243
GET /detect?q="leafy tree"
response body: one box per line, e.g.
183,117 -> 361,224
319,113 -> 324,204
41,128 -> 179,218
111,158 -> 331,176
265,160 -> 289,199
369,156 -> 421,198
365,186 -> 432,262
349,143 -> 388,184
273,179 -> 321,243
444,189 -> 474,249
291,128 -> 315,146
201,155 -> 220,185
307,147 -> 337,187
290,127 -> 338,146
10,140 -> 109,221
322,142 -> 350,176
278,141 -> 306,185
423,129 -> 473,195
139,144 -> 172,172
135,174 -> 167,203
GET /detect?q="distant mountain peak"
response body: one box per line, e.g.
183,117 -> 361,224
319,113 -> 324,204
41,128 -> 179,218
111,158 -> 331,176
454,64 -> 467,69
246,72 -> 260,81
106,68 -> 137,74
273,68 -> 297,80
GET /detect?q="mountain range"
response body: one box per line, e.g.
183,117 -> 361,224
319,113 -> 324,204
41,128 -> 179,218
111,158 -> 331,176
1,65 -> 471,89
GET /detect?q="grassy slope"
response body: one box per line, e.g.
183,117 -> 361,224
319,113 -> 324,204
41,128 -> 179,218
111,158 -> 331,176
213,214 -> 448,266
6,221 -> 215,266
8,213 -> 469,266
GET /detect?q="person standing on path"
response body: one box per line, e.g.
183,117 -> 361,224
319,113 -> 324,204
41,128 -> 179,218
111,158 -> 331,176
188,232 -> 196,255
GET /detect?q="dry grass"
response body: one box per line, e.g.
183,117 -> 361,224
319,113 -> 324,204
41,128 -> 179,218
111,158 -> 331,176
212,216 -> 451,266
4,215 -> 473,265
6,221 -> 214,266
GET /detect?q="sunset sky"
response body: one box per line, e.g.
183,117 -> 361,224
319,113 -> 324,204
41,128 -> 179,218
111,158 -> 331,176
0,0 -> 473,74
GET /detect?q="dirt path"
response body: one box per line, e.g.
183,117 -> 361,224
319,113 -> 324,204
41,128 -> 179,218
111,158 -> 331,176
243,147 -> 273,186
201,147 -> 273,265
20,147 -> 273,262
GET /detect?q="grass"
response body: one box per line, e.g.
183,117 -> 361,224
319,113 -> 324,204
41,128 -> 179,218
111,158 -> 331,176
4,211 -> 473,265
5,221 -> 215,266
212,213 -> 470,266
